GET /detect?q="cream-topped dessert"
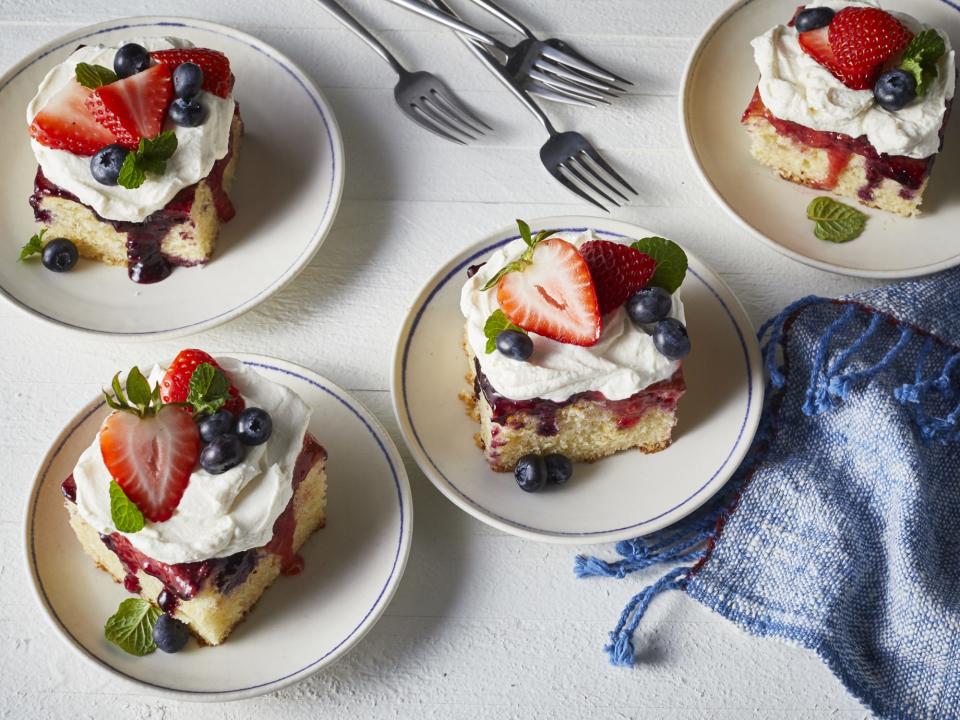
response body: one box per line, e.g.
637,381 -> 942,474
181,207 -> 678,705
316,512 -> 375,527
460,222 -> 690,481
62,351 -> 328,651
742,2 -> 957,217
24,39 -> 243,282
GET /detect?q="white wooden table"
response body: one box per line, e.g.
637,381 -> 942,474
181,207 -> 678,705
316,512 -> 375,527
0,1 -> 879,717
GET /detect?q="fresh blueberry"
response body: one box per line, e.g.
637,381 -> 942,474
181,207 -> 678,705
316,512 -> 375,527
626,287 -> 673,326
544,454 -> 573,485
236,408 -> 273,446
41,238 -> 78,273
794,7 -> 835,32
198,408 -> 235,443
496,329 -> 534,361
113,43 -> 151,79
653,318 -> 691,360
90,144 -> 129,186
514,454 -> 547,493
172,62 -> 204,99
874,69 -> 917,112
152,613 -> 190,653
200,433 -> 246,474
168,98 -> 207,128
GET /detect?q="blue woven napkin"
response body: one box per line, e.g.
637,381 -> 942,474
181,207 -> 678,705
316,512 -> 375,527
577,269 -> 960,720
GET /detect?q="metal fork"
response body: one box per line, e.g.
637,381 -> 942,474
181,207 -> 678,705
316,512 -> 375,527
428,0 -> 635,211
384,0 -> 628,107
314,0 -> 490,144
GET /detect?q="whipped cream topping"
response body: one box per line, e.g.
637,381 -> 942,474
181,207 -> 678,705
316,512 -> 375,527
27,37 -> 236,223
461,229 -> 684,403
751,1 -> 956,159
72,358 -> 311,565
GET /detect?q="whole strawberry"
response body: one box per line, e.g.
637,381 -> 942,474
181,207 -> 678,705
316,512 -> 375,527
579,240 -> 656,316
161,349 -> 245,415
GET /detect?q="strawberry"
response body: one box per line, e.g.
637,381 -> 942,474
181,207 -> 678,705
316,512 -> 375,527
86,63 -> 174,149
579,240 -> 656,316
150,48 -> 234,98
160,349 -> 245,415
495,238 -> 601,346
100,407 -> 200,522
28,80 -> 119,156
800,7 -> 913,90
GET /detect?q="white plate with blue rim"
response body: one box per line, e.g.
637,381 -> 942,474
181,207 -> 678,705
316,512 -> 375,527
681,0 -> 960,279
0,17 -> 343,339
392,216 -> 764,545
24,355 -> 412,701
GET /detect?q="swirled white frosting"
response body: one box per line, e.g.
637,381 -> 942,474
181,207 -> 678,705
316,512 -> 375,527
461,229 -> 684,402
72,358 -> 311,565
751,1 -> 955,159
26,37 -> 236,223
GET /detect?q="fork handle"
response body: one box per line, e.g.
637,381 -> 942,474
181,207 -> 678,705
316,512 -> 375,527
384,0 -> 506,50
313,0 -> 406,74
465,0 -> 533,38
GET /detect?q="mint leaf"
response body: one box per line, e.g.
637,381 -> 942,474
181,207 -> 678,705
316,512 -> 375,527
18,229 -> 46,261
899,29 -> 946,96
109,480 -> 145,533
117,131 -> 178,189
483,309 -> 527,353
186,362 -> 230,416
630,236 -> 688,294
75,62 -> 117,89
807,197 -> 867,243
104,598 -> 160,656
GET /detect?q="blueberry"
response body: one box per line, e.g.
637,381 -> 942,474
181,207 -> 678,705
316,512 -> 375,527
198,409 -> 235,443
653,318 -> 691,360
874,69 -> 917,112
795,7 -> 835,33
113,43 -> 151,79
168,98 -> 207,128
41,238 -> 78,273
514,454 -> 547,493
90,144 -> 129,186
200,433 -> 246,474
626,287 -> 673,326
172,62 -> 204,99
544,454 -> 573,485
496,329 -> 534,361
152,613 -> 190,653
236,408 -> 273,446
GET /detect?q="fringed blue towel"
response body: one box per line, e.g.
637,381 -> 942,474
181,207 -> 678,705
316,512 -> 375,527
577,270 -> 960,720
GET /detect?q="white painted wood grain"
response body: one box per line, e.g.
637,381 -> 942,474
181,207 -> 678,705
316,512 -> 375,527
0,1 -> 880,717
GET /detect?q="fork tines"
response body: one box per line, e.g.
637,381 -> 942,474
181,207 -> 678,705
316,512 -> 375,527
402,81 -> 491,144
550,146 -> 637,212
527,43 -> 629,105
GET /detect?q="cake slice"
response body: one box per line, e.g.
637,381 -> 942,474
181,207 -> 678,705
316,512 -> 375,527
744,4 -> 956,217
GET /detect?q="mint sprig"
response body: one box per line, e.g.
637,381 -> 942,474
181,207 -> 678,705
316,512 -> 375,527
75,62 -> 117,89
807,197 -> 867,243
104,598 -> 161,656
481,219 -> 555,291
103,367 -> 163,417
118,131 -> 178,190
18,229 -> 47,261
630,236 -> 688,294
483,309 -> 528,354
186,362 -> 231,416
899,29 -> 946,97
109,480 -> 145,533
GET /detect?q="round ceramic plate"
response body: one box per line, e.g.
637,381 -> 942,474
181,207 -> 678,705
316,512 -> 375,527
25,355 -> 411,701
392,216 -> 764,544
0,18 -> 344,338
681,0 -> 960,279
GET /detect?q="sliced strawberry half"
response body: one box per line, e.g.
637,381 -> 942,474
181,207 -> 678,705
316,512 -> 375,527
151,48 -> 234,98
579,240 -> 656,316
160,349 -> 245,415
798,26 -> 844,80
28,80 -> 119,156
496,238 -> 601,346
100,407 -> 201,523
86,63 -> 174,149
